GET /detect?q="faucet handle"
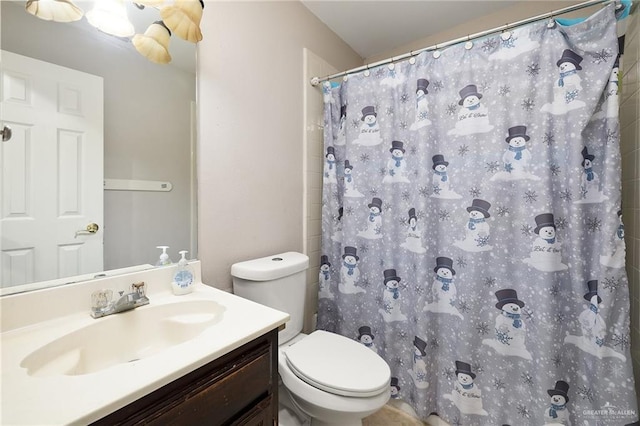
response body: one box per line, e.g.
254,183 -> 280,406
131,281 -> 146,296
91,289 -> 113,310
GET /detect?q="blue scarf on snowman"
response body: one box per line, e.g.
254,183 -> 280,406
468,217 -> 485,230
387,286 -> 399,299
549,403 -> 566,419
558,69 -> 577,87
437,275 -> 453,291
369,211 -> 381,222
435,170 -> 448,182
504,311 -> 522,328
343,262 -> 356,276
509,145 -> 526,160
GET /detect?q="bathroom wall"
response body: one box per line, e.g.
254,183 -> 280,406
621,9 -> 640,404
197,1 -> 362,292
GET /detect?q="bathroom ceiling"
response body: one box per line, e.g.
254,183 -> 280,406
301,0 -> 526,59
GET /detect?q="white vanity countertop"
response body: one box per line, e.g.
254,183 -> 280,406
0,262 -> 289,425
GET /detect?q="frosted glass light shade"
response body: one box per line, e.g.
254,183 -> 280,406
25,0 -> 83,22
86,0 -> 135,37
160,0 -> 203,43
132,21 -> 172,64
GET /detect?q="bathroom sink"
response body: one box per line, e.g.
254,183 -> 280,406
20,300 -> 225,377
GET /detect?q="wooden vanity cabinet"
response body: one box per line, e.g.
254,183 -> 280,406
92,329 -> 279,426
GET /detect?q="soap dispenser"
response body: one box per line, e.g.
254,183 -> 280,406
156,246 -> 172,266
172,250 -> 194,295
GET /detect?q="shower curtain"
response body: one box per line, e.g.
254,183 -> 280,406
317,4 -> 638,425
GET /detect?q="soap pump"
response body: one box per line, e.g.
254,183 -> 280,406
156,246 -> 172,266
172,250 -> 194,295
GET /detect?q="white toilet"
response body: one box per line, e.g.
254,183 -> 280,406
231,252 -> 391,426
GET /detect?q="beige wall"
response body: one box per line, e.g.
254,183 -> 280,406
197,1 -> 361,292
622,9 -> 640,406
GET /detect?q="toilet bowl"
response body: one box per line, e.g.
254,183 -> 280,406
231,252 -> 391,426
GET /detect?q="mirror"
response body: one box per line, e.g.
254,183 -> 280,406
1,1 -> 197,295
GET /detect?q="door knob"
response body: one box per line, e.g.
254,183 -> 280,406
1,125 -> 12,142
75,223 -> 100,238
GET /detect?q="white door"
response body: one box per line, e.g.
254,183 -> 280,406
1,50 -> 104,287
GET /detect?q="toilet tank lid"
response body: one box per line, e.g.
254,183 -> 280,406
231,252 -> 309,281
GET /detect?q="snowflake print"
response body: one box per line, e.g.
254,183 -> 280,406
375,68 -> 387,78
429,338 -> 439,349
446,103 -> 458,116
543,132 -> 555,146
521,372 -> 534,387
555,313 -> 566,323
501,35 -> 517,48
393,356 -> 405,367
476,322 -> 490,335
398,216 -> 409,226
401,190 -> 411,202
383,202 -> 393,211
606,128 -> 618,145
399,121 -> 408,130
483,277 -> 496,288
523,308 -> 534,322
517,404 -> 531,418
577,385 -> 595,402
369,188 -> 378,197
486,161 -> 500,173
418,186 -> 431,197
432,80 -> 444,91
472,362 -> 484,374
438,209 -> 451,221
386,106 -> 394,116
469,186 -> 482,197
475,234 -> 491,247
358,243 -> 369,254
417,110 -> 428,121
415,371 -> 427,382
410,146 -> 418,155
400,93 -> 410,103
458,144 -> 470,157
374,225 -> 382,235
603,276 -> 620,292
559,189 -> 573,201
498,85 -> 511,96
496,329 -> 513,345
504,163 -> 514,173
611,333 -> 630,350
587,216 -> 602,232
565,89 -> 579,103
432,185 -> 442,196
554,217 -> 567,229
359,153 -> 371,163
580,185 -> 589,199
550,284 -> 561,296
456,256 -> 467,268
451,417 -> 463,426
360,277 -> 372,288
379,167 -> 387,177
521,98 -> 535,111
494,378 -> 506,390
351,118 -> 361,129
526,62 -> 540,76
552,354 -> 562,367
482,37 -> 498,52
590,48 -> 613,64
521,224 -> 533,236
479,81 -> 491,92
382,302 -> 393,314
332,190 -> 340,201
523,190 -> 538,203
443,367 -> 456,380
414,284 -> 425,295
497,205 -> 510,217
550,164 -> 561,176
457,299 -> 471,313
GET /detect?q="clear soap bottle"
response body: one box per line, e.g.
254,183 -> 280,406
156,246 -> 172,266
172,250 -> 194,295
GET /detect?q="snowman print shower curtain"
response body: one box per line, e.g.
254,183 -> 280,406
318,5 -> 638,425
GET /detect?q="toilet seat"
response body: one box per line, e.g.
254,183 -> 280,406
283,330 -> 390,397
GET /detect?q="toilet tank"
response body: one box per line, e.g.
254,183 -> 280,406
231,252 -> 309,344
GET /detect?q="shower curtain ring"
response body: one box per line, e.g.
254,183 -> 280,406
464,35 -> 473,50
364,65 -> 371,77
409,51 -> 416,65
433,44 -> 441,59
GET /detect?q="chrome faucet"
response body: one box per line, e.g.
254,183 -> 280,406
90,282 -> 149,318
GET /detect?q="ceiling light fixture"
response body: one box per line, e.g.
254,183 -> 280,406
25,0 -> 83,22
86,0 -> 135,38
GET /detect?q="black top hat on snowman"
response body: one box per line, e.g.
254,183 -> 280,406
556,49 -> 583,70
326,146 -> 335,158
383,269 -> 401,284
455,361 -> 476,379
432,154 -> 449,169
342,246 -> 359,261
547,380 -> 570,403
584,280 -> 602,304
534,213 -> 556,234
337,206 -> 344,221
416,78 -> 429,94
340,104 -> 347,118
505,125 -> 530,143
495,288 -> 525,309
361,106 -> 377,120
413,336 -> 427,356
368,197 -> 383,211
408,208 -> 417,221
434,256 -> 456,275
320,255 -> 330,267
467,199 -> 491,218
389,140 -> 406,153
358,326 -> 374,340
390,377 -> 401,391
344,160 -> 353,170
458,84 -> 483,105
581,146 -> 595,164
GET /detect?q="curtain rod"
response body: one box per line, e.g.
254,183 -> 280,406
310,0 -> 615,86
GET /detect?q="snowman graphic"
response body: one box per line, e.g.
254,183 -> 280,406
330,206 -> 344,243
324,146 -> 337,185
443,361 -> 488,416
339,246 -> 365,294
574,146 -> 608,204
564,280 -> 626,361
390,377 -> 400,399
541,49 -> 586,114
522,213 -> 568,272
600,209 -> 626,268
356,325 -> 378,353
453,199 -> 493,252
407,336 -> 430,389
410,78 -> 431,130
431,154 -> 462,199
353,106 -> 382,146
424,256 -> 463,319
379,269 -> 408,322
482,289 -> 532,360
488,28 -> 540,60
335,104 -> 347,145
343,160 -> 364,198
491,125 -> 540,182
400,208 -> 427,254
380,64 -> 406,88
543,380 -> 572,425
382,140 -> 410,183
591,55 -> 620,120
318,255 -> 334,299
448,84 -> 494,136
357,197 -> 383,239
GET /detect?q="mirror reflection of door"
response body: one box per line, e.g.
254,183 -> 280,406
1,51 -> 104,287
